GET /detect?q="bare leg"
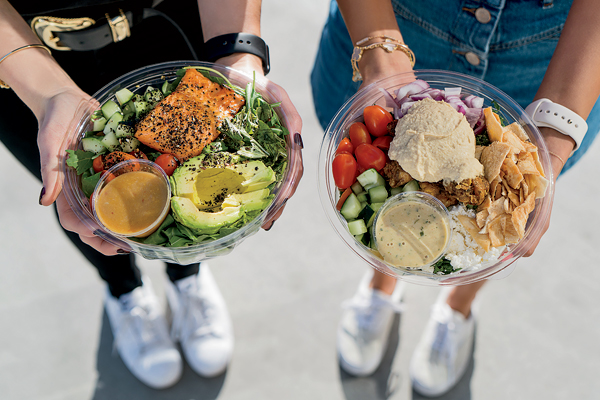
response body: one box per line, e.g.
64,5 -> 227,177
370,269 -> 397,295
446,280 -> 486,318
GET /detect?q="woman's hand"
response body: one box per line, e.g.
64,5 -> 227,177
37,87 -> 123,255
216,53 -> 304,231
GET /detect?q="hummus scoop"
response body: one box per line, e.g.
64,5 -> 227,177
388,98 -> 483,183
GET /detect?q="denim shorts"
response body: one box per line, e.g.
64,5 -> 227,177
311,0 -> 599,173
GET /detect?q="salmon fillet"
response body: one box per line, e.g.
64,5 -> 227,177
134,68 -> 245,161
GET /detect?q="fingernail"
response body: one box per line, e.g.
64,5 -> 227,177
293,132 -> 303,149
116,249 -> 129,254
93,230 -> 102,236
264,221 -> 275,231
38,187 -> 46,205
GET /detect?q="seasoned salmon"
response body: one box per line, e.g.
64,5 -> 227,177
134,68 -> 245,161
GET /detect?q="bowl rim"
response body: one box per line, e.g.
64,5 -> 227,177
60,60 -> 302,258
318,69 -> 555,285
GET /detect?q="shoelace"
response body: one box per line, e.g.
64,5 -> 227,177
113,303 -> 167,357
341,292 -> 405,341
171,289 -> 219,343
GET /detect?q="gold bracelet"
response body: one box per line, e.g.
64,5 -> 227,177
355,35 -> 401,46
547,150 -> 567,168
351,40 -> 415,82
0,44 -> 52,89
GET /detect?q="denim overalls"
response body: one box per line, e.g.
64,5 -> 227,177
311,0 -> 599,172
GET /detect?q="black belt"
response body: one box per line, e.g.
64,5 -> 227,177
30,8 -> 167,52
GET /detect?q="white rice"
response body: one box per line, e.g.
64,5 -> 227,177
441,204 -> 505,272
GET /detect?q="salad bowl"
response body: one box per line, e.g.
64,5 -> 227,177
318,70 -> 554,286
60,61 -> 302,265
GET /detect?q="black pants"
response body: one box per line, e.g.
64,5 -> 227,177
1,0 -> 208,297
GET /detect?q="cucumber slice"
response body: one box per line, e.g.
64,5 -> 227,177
357,204 -> 375,224
402,180 -> 420,192
371,202 -> 385,212
101,100 -> 121,120
120,137 -> 141,152
103,112 -> 123,135
91,115 -> 106,132
366,211 -> 377,228
348,219 -> 368,236
161,80 -> 170,96
390,186 -> 403,196
134,100 -> 151,118
145,88 -> 164,105
115,88 -> 134,105
369,185 -> 388,203
340,193 -> 362,221
351,181 -> 364,195
115,123 -> 134,138
122,101 -> 136,121
357,168 -> 385,189
101,131 -> 120,151
356,192 -> 369,203
81,137 -> 106,154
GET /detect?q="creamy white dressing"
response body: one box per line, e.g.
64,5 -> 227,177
375,201 -> 449,268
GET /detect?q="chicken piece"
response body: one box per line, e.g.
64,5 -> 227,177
443,176 -> 490,206
382,160 -> 412,188
134,68 -> 245,161
386,119 -> 398,136
419,181 -> 458,208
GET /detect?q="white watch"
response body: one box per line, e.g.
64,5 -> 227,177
524,98 -> 587,151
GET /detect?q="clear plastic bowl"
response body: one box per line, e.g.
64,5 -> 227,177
61,61 -> 302,265
318,70 -> 554,286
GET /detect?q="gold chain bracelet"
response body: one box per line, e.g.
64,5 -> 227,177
351,37 -> 415,82
0,44 -> 52,89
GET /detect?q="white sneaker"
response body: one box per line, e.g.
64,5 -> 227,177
105,279 -> 182,389
165,264 -> 234,378
409,289 -> 476,397
337,271 -> 406,376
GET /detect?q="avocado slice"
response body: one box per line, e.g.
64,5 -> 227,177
171,197 -> 242,234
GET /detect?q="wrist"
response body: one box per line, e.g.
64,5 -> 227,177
215,53 -> 265,78
539,127 -> 575,178
359,49 -> 413,84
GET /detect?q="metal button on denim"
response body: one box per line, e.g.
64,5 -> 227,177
465,52 -> 480,65
475,8 -> 491,24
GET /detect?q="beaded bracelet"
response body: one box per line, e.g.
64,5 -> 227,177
0,44 -> 52,89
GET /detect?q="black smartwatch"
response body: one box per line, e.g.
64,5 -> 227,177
203,33 -> 270,75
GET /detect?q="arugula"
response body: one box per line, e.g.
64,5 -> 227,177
432,258 -> 461,275
66,149 -> 95,175
491,100 -> 509,126
475,132 -> 491,146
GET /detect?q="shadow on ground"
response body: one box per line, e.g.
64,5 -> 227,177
91,311 -> 226,400
339,314 -> 403,400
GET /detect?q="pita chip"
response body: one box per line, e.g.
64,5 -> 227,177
487,216 -> 506,247
501,158 -> 524,189
484,107 -> 504,142
457,214 -> 491,252
516,151 -> 541,176
481,141 -> 512,182
502,129 -> 526,154
504,122 -> 529,142
502,215 -> 521,244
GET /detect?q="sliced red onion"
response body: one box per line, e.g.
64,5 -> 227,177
395,80 -> 430,100
444,87 -> 462,97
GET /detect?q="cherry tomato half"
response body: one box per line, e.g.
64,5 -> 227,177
332,153 -> 358,189
354,143 -> 387,171
363,105 -> 393,137
129,149 -> 148,160
92,155 -> 104,173
336,137 -> 354,155
372,136 -> 393,152
349,122 -> 372,148
103,151 -> 137,171
155,153 -> 179,176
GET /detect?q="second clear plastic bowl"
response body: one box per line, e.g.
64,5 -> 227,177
61,61 -> 302,265
318,70 -> 554,286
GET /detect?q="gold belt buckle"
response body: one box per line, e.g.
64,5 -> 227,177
31,16 -> 96,51
106,10 -> 131,43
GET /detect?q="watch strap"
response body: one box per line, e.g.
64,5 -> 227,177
525,98 -> 587,151
203,33 -> 270,75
